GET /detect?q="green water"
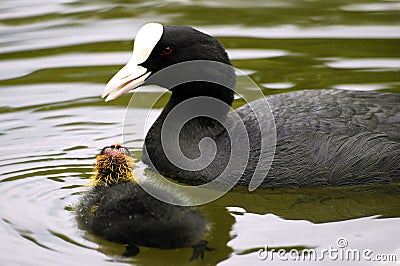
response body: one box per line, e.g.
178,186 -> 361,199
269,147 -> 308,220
1,0 -> 399,265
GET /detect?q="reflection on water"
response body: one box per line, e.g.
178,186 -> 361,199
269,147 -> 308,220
0,0 -> 399,265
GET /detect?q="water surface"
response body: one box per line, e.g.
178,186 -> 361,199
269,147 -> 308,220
1,0 -> 400,265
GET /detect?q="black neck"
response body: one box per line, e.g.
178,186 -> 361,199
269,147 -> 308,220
142,81 -> 234,174
158,81 -> 233,130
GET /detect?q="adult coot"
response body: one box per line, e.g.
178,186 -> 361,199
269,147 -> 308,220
76,143 -> 211,260
101,23 -> 400,188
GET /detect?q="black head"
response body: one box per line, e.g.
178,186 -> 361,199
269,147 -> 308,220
140,25 -> 232,72
102,23 -> 235,106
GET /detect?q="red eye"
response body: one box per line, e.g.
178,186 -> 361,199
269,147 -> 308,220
162,46 -> 173,55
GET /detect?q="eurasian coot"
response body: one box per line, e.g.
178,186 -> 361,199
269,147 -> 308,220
101,23 -> 400,188
76,143 -> 211,259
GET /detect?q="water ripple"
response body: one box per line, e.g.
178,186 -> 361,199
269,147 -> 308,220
0,0 -> 399,265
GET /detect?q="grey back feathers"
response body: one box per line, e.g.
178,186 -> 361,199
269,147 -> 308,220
144,89 -> 400,188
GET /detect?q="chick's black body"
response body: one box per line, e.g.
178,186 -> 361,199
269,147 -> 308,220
76,144 -> 210,259
77,182 -> 207,249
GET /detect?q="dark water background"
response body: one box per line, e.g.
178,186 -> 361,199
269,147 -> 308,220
1,0 -> 399,265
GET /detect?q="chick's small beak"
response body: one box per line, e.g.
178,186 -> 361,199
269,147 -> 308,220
101,59 -> 151,102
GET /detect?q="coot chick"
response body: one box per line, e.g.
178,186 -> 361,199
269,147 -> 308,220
101,23 -> 400,188
76,143 -> 211,260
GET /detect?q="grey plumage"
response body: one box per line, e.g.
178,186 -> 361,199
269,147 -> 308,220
143,89 -> 400,188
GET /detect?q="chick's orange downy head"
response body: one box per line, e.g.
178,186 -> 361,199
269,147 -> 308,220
90,143 -> 135,186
